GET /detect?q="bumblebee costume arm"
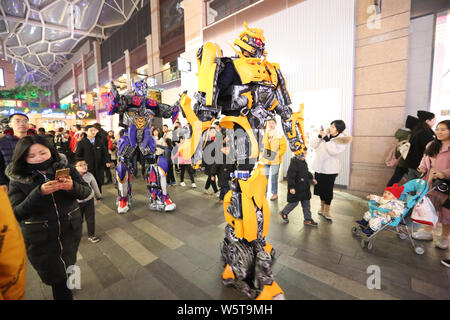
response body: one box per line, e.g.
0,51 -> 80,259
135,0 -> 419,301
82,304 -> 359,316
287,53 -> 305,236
272,67 -> 306,156
178,42 -> 228,165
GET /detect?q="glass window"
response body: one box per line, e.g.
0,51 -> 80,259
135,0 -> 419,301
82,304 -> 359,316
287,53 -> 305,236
0,68 -> 4,87
206,0 -> 260,26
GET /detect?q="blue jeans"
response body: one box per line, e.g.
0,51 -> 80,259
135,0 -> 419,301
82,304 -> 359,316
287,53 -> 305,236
265,164 -> 280,195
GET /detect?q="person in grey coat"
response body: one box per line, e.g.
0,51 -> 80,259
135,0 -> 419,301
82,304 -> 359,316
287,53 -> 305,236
74,157 -> 102,243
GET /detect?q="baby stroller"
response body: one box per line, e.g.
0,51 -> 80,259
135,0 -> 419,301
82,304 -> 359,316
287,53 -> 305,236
351,179 -> 429,255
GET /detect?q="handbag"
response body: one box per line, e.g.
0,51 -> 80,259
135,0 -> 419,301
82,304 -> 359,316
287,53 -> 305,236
385,144 -> 399,167
398,140 -> 410,160
411,196 -> 438,227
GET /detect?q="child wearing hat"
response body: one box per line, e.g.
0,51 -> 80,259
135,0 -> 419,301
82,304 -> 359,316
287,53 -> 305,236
356,183 -> 406,236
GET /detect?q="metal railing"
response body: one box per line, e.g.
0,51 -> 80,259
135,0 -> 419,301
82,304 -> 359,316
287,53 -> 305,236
148,67 -> 181,88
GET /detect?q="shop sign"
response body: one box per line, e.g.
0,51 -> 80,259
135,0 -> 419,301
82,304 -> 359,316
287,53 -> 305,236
42,109 -> 66,119
4,100 -> 16,107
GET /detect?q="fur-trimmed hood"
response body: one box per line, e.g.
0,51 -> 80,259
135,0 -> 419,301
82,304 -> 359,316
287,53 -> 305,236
332,135 -> 353,145
6,153 -> 69,184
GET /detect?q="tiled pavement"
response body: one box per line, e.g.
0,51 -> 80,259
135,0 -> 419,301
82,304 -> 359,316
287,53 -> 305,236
25,170 -> 450,300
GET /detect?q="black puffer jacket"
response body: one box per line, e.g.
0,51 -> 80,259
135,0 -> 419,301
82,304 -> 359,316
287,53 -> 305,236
6,155 -> 91,285
286,157 -> 314,203
405,126 -> 435,170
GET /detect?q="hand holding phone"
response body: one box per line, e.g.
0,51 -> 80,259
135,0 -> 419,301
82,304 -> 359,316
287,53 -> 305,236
55,168 -> 70,181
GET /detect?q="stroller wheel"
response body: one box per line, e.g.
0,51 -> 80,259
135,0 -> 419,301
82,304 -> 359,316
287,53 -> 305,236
367,241 -> 373,251
415,246 -> 425,255
361,239 -> 366,249
351,226 -> 359,236
399,233 -> 408,240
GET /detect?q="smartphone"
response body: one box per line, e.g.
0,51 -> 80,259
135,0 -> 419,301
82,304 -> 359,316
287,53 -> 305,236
55,168 -> 70,180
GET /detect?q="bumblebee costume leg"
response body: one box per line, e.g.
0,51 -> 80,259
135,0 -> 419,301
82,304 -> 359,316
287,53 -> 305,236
145,155 -> 176,212
116,134 -> 135,214
221,164 -> 284,300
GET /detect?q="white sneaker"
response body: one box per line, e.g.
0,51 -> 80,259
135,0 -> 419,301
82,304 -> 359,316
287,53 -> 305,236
180,182 -> 186,187
435,237 -> 450,250
215,192 -> 220,198
412,229 -> 433,241
192,183 -> 197,188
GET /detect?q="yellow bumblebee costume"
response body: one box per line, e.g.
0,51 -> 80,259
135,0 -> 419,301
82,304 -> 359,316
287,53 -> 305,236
178,23 -> 306,300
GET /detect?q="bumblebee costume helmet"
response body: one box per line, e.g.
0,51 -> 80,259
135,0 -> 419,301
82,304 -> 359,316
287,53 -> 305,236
234,22 -> 266,58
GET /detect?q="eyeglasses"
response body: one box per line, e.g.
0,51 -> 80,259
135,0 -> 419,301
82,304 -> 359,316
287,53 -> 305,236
11,119 -> 29,124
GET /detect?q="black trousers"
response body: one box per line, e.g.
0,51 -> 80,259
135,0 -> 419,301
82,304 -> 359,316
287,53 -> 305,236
79,198 -> 95,237
205,175 -> 218,193
105,163 -> 112,183
167,163 -> 176,184
51,280 -> 73,300
386,166 -> 408,187
313,172 -> 338,205
180,164 -> 195,183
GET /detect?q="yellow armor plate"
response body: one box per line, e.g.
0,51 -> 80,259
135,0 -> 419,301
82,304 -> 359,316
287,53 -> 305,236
223,165 -> 270,242
178,93 -> 212,161
197,42 -> 222,106
219,116 -> 258,159
134,116 -> 147,130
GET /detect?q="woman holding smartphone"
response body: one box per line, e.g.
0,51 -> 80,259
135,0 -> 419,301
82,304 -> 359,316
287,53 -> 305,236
311,120 -> 352,221
6,135 -> 91,300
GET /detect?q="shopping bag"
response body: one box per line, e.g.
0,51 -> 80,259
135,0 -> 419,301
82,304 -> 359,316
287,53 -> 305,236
411,196 -> 438,227
385,144 -> 399,167
398,140 -> 410,160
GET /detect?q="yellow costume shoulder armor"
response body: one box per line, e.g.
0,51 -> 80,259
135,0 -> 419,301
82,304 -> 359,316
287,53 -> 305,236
197,42 -> 222,106
233,57 -> 277,86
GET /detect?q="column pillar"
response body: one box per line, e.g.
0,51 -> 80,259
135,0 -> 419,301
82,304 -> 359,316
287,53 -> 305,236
124,49 -> 132,90
150,0 -> 162,74
1,39 -> 7,60
71,63 -> 78,107
93,41 -> 102,122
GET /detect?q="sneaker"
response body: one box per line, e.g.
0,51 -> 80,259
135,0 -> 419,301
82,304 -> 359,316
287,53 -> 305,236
164,197 -> 176,212
412,229 -> 433,241
215,192 -> 220,198
192,183 -> 197,188
279,212 -> 289,223
180,182 -> 186,187
88,236 -> 101,243
270,194 -> 278,201
435,237 -> 450,250
203,189 -> 210,194
362,228 -> 374,237
356,219 -> 368,227
304,219 -> 318,227
441,259 -> 450,268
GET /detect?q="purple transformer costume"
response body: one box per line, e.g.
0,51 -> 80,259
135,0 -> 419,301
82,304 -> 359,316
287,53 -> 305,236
101,80 -> 179,213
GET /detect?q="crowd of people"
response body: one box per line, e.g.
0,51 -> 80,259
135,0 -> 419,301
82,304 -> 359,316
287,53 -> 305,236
0,110 -> 448,300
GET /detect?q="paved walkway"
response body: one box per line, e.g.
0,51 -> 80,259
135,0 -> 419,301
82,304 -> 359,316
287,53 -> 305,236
25,171 -> 450,300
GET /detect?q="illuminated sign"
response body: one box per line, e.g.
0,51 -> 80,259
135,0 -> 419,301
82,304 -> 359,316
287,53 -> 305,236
4,100 -> 16,107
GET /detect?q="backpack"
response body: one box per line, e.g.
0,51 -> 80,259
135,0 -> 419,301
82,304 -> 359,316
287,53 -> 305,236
385,144 -> 399,167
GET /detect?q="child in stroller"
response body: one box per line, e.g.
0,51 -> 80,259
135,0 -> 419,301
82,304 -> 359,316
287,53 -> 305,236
352,179 -> 429,254
356,183 -> 405,236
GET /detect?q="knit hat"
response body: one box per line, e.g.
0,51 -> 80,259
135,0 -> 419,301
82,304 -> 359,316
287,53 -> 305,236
385,183 -> 405,199
417,110 -> 435,122
405,115 -> 419,130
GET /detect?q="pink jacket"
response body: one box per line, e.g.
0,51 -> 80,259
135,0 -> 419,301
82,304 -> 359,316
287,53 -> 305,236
172,150 -> 191,165
418,144 -> 450,183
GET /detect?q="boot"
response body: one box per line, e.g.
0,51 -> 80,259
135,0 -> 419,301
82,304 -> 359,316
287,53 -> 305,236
318,200 -> 325,215
323,204 -> 332,221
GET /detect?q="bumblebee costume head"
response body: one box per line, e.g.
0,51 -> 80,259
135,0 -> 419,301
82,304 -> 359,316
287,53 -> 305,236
234,22 -> 266,58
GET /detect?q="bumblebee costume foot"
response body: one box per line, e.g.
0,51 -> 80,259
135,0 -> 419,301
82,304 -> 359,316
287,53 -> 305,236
117,197 -> 130,214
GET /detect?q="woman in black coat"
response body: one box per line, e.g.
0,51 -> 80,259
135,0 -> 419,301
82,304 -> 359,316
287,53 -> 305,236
405,110 -> 436,181
280,152 -> 318,226
6,135 -> 91,300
